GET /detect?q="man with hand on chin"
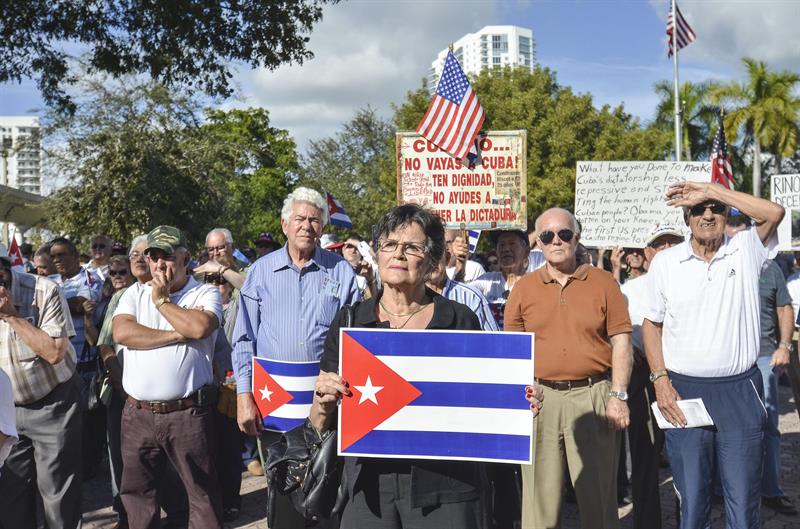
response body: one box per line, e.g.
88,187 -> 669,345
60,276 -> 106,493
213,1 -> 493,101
642,181 -> 784,529
112,225 -> 224,529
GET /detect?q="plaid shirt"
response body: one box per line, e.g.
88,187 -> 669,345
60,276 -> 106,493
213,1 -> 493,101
0,271 -> 77,404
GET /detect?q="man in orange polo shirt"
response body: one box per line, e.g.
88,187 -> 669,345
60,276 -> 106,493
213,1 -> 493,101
505,207 -> 632,529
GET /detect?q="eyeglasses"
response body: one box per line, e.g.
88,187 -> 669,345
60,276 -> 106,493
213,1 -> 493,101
205,244 -> 228,253
378,240 -> 426,257
91,243 -> 107,250
538,229 -> 575,245
108,269 -> 128,277
204,273 -> 228,285
129,251 -> 143,259
689,202 -> 726,216
343,243 -> 358,251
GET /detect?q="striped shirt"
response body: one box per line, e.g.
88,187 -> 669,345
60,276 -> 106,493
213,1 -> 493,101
231,245 -> 360,394
441,279 -> 499,331
0,271 -> 77,404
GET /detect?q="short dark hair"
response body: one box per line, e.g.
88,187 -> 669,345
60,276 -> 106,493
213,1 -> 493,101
347,232 -> 363,242
49,237 -> 78,256
375,204 -> 445,271
492,230 -> 529,249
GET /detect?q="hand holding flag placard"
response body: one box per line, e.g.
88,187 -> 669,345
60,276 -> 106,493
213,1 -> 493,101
338,329 -> 534,464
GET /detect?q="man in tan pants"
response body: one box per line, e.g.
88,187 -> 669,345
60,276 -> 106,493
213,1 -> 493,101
505,208 -> 632,529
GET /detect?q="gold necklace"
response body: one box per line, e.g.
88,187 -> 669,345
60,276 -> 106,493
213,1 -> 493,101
378,300 -> 430,329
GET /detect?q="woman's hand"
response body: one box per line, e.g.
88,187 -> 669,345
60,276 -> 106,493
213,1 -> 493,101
525,384 -> 544,417
309,370 -> 351,433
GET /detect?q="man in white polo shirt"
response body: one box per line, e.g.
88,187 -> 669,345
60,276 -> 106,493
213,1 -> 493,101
642,181 -> 784,529
113,225 -> 224,529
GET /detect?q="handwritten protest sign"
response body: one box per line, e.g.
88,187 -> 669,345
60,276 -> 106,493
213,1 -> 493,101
575,161 -> 711,248
770,174 -> 800,250
397,131 -> 527,230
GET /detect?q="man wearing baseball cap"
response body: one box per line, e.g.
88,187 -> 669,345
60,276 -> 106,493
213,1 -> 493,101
113,225 -> 224,528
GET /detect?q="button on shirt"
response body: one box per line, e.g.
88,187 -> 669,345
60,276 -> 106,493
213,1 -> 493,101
113,277 -> 222,401
642,227 -> 776,377
231,246 -> 360,394
0,271 -> 77,404
441,279 -> 499,331
58,267 -> 102,362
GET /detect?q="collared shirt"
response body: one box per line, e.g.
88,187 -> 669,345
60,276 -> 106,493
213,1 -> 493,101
504,263 -> 631,380
642,227 -> 776,377
231,245 -> 360,394
57,267 -> 102,362
469,271 -> 511,328
0,271 -> 77,404
526,249 -> 546,273
442,279 -> 499,331
113,277 -> 222,401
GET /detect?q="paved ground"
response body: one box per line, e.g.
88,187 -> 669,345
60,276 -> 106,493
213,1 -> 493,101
80,383 -> 800,528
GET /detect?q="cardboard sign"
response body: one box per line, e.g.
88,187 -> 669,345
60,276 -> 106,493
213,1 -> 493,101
770,174 -> 800,250
575,161 -> 711,248
396,131 -> 527,230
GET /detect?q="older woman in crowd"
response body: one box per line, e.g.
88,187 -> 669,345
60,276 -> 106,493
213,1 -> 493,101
310,204 -> 541,529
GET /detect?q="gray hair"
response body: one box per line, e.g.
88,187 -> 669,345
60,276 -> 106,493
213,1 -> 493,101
206,228 -> 233,245
534,208 -> 581,235
281,187 -> 329,226
129,234 -> 148,254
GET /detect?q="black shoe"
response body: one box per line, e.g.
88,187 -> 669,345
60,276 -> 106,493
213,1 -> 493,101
223,507 -> 241,522
763,496 -> 798,516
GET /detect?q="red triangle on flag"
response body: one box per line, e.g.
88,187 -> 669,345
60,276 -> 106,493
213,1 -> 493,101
326,192 -> 341,215
252,361 -> 294,419
8,239 -> 23,267
340,332 -> 421,452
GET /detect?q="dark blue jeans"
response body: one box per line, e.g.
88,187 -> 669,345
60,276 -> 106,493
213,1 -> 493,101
666,365 -> 766,529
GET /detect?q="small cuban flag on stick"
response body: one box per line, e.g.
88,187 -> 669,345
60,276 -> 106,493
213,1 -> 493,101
8,237 -> 25,268
467,230 -> 481,254
326,192 -> 353,229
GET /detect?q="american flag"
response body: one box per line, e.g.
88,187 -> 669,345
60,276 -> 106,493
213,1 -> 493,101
711,113 -> 733,189
416,51 -> 485,160
666,2 -> 696,57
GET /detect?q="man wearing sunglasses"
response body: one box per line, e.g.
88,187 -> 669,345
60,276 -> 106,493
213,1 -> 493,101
642,181 -> 785,529
505,207 -> 632,529
87,234 -> 113,281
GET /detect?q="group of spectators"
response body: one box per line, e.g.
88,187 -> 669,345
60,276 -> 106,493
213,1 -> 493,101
0,182 -> 798,529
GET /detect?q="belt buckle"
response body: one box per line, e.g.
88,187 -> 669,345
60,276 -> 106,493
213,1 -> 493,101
150,401 -> 168,414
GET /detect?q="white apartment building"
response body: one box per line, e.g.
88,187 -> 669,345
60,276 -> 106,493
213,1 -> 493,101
0,116 -> 42,195
429,25 -> 535,90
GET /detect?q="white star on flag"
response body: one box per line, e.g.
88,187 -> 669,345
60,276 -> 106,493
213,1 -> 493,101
259,384 -> 273,401
354,376 -> 383,405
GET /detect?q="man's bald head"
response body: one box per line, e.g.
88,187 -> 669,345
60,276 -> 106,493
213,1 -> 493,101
534,208 -> 580,235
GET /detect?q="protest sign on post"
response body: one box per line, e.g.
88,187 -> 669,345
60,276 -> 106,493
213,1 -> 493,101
396,131 -> 527,230
575,161 -> 711,248
770,174 -> 800,250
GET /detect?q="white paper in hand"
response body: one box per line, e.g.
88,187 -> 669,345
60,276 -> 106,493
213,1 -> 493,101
651,398 -> 714,429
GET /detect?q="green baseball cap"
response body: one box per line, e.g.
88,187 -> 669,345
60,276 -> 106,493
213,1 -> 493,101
145,225 -> 186,255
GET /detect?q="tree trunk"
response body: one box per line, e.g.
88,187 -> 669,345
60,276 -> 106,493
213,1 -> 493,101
753,141 -> 762,197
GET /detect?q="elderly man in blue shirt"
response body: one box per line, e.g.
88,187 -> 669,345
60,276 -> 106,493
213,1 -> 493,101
231,186 -> 359,527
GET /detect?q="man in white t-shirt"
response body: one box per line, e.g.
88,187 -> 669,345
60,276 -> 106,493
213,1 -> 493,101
642,182 -> 784,529
113,225 -> 224,529
470,230 -> 528,328
445,229 -> 486,282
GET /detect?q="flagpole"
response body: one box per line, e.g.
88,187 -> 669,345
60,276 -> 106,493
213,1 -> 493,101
671,0 -> 682,161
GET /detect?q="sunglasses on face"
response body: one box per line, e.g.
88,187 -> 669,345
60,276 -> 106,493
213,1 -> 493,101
689,202 -> 726,216
204,273 -> 228,285
91,244 -> 107,250
538,229 -> 575,245
108,269 -> 128,277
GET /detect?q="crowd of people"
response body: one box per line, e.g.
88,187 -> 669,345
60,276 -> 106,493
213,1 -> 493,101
0,182 -> 798,529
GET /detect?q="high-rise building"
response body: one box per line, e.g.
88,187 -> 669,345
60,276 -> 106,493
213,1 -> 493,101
429,25 -> 535,90
0,116 -> 42,195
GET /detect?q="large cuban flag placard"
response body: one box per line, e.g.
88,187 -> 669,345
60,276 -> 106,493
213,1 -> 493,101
252,358 -> 318,432
338,329 -> 534,464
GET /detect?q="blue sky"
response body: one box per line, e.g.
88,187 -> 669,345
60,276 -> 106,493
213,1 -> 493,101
2,0 -> 798,151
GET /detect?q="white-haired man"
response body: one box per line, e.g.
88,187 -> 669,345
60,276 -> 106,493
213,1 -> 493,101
198,228 -> 246,289
231,187 -> 360,528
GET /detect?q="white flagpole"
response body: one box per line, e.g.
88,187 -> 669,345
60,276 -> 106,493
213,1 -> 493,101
672,0 -> 682,161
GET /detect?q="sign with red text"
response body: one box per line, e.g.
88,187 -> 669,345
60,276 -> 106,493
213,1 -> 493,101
396,131 -> 527,230
575,161 -> 711,248
770,174 -> 800,250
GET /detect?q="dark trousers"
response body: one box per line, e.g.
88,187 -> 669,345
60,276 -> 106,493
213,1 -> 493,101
628,364 -> 663,529
787,348 -> 800,422
0,375 -> 83,529
107,388 -> 126,519
120,401 -> 222,529
666,365 -> 765,529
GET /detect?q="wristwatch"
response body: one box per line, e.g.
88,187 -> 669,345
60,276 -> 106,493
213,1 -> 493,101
779,341 -> 794,353
609,390 -> 628,401
154,296 -> 172,310
649,369 -> 669,383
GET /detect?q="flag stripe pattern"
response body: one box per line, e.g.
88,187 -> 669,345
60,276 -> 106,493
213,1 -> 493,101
326,192 -> 353,229
711,114 -> 734,189
467,230 -> 481,254
339,329 -> 534,464
252,358 -> 318,432
666,2 -> 696,57
416,51 -> 485,160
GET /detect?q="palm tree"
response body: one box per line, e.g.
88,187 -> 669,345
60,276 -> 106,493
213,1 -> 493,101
653,80 -> 716,161
710,57 -> 800,197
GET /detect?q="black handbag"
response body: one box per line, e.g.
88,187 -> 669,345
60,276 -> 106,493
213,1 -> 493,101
265,304 -> 355,527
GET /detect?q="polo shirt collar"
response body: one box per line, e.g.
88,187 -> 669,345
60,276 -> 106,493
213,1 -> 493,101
537,263 -> 590,284
272,245 -> 322,272
679,234 -> 735,263
355,288 -> 456,329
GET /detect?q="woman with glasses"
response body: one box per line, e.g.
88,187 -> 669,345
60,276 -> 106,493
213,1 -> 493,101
309,204 -> 541,529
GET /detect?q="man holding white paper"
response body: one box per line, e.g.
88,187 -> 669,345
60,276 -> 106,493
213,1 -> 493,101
642,181 -> 784,529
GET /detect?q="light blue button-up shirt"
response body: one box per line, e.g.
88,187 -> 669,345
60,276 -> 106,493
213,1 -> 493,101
442,279 -> 499,331
231,245 -> 360,393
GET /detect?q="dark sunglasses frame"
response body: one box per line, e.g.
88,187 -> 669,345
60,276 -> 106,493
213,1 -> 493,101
689,202 -> 726,216
91,244 -> 107,250
539,229 -> 575,245
204,273 -> 228,285
108,269 -> 129,277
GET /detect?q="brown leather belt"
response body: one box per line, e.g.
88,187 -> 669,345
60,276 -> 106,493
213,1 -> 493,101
535,372 -> 610,391
126,394 -> 199,414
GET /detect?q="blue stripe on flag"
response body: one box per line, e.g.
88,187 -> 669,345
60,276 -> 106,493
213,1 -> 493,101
468,230 -> 481,253
346,330 -> 531,360
287,391 -> 315,404
263,416 -> 306,433
346,430 -> 530,462
254,358 -> 320,377
411,382 -> 529,410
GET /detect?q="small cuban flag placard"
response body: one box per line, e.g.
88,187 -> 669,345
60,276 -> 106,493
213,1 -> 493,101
252,358 -> 319,433
338,329 -> 534,464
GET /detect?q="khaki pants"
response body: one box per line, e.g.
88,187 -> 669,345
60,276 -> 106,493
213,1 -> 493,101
521,380 -> 620,529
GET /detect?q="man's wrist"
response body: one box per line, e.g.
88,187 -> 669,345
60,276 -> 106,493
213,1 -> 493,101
154,296 -> 171,310
778,341 -> 793,353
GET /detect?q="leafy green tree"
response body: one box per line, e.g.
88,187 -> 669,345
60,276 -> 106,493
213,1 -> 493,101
710,57 -> 800,197
653,80 -> 716,160
0,0 -> 338,112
